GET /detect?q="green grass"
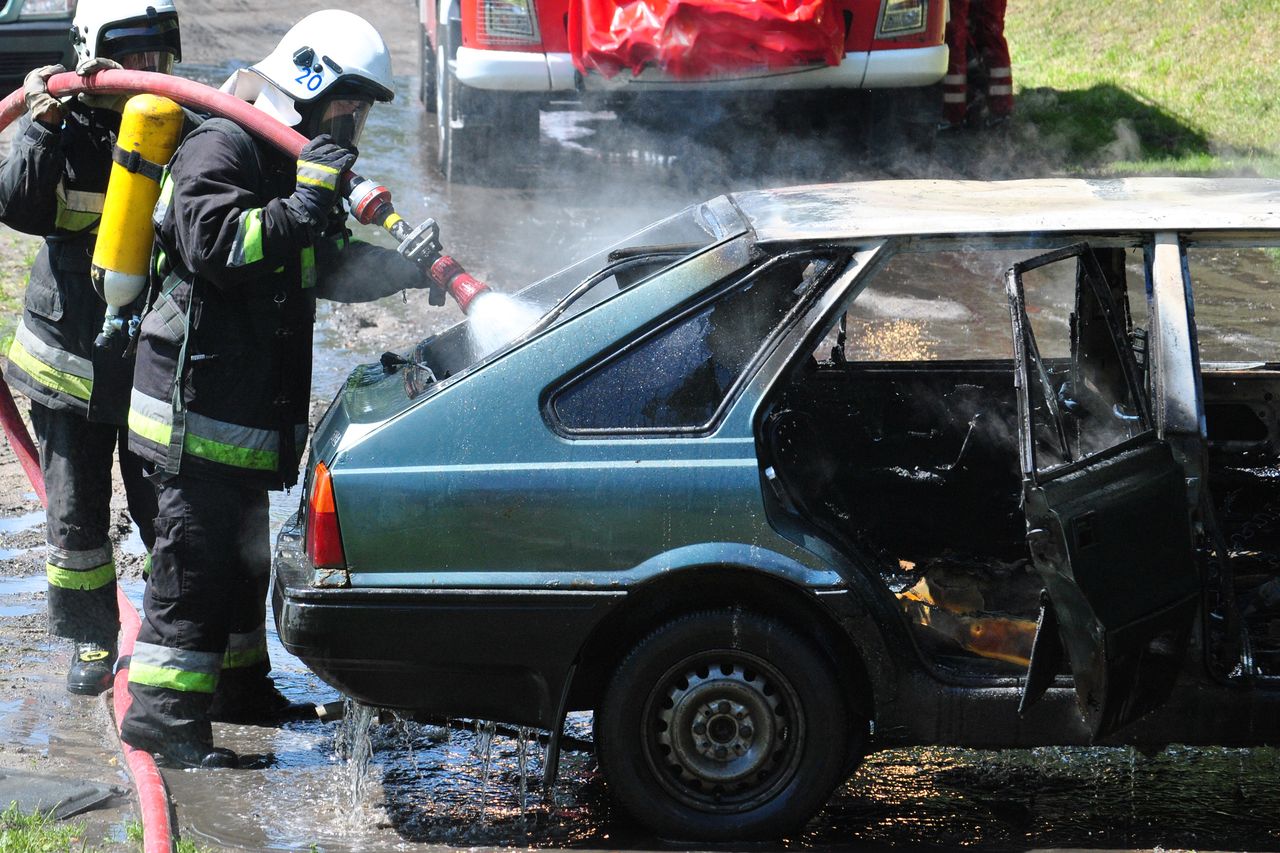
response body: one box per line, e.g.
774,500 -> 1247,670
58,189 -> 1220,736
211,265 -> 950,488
0,802 -> 87,852
1006,0 -> 1280,174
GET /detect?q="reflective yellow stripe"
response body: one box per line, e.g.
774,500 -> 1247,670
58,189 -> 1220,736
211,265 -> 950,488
183,432 -> 278,471
222,644 -> 268,670
296,161 -> 340,190
128,405 -> 172,447
128,662 -> 218,693
300,245 -> 316,289
55,184 -> 104,233
46,560 -> 115,591
7,336 -> 93,401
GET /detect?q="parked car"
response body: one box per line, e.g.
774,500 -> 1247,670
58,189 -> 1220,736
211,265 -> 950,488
420,0 -> 948,179
274,178 -> 1280,840
0,0 -> 76,86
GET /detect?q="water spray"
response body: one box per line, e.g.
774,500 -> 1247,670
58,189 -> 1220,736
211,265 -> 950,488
0,69 -> 492,312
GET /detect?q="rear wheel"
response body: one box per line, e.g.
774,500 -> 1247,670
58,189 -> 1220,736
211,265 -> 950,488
595,609 -> 851,840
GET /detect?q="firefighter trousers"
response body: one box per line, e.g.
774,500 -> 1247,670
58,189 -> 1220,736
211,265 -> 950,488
943,0 -> 1013,125
30,401 -> 157,648
121,473 -> 274,751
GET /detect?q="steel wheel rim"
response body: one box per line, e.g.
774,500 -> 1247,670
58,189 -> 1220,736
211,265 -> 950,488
642,650 -> 805,813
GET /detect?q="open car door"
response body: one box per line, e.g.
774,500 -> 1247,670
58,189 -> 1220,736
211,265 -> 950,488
1008,244 -> 1200,740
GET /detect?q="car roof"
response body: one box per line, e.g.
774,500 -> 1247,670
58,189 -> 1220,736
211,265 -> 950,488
729,178 -> 1280,243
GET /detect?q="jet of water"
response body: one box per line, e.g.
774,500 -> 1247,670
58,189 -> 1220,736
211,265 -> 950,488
465,291 -> 543,358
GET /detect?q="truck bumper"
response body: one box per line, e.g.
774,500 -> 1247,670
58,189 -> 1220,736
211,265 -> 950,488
271,515 -> 624,728
454,43 -> 948,93
0,19 -> 77,82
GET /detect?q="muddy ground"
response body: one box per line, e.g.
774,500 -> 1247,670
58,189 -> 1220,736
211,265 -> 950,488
0,0 -> 424,846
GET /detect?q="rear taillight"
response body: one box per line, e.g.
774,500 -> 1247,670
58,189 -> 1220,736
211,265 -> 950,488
472,0 -> 542,48
305,461 -> 346,568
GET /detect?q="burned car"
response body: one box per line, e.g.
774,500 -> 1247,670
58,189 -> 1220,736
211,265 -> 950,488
273,178 -> 1280,840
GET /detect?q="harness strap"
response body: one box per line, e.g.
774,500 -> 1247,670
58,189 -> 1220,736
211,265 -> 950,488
111,145 -> 166,182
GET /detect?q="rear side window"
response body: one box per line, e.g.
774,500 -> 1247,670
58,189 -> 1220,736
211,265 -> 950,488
552,256 -> 831,432
1187,246 -> 1280,363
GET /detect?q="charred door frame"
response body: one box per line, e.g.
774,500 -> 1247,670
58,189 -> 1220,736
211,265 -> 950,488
1007,242 -> 1201,739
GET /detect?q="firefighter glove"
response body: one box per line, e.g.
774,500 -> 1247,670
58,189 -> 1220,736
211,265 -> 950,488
76,56 -> 123,76
24,65 -> 65,127
284,134 -> 357,231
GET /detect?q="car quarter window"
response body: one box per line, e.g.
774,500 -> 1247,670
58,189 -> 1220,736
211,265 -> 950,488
1186,245 -> 1280,363
552,255 -> 833,432
815,246 -> 1150,364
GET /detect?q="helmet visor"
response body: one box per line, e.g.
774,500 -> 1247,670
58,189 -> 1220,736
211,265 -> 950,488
315,98 -> 373,147
116,51 -> 176,74
99,15 -> 181,63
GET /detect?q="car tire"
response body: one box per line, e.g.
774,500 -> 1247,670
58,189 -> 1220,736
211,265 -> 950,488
434,22 -> 539,183
595,609 -> 850,840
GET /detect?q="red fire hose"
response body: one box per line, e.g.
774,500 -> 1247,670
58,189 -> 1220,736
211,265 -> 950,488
0,68 -> 492,853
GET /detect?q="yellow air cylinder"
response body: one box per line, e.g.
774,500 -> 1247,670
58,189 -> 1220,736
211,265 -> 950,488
91,94 -> 184,320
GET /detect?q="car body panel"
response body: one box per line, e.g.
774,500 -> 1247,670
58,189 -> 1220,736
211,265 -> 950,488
0,0 -> 76,83
276,181 -> 1280,793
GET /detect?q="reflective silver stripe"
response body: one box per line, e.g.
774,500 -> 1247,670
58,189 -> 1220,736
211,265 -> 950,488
989,85 -> 1013,96
153,171 -> 174,226
130,388 -> 173,423
47,543 -> 114,569
226,627 -> 265,653
988,67 -> 1012,79
61,187 -> 105,214
16,318 -> 93,380
132,641 -> 222,675
226,208 -> 265,268
186,411 -> 279,456
943,93 -> 967,103
944,74 -> 966,84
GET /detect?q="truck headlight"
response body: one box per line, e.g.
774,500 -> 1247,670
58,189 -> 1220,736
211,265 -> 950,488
876,0 -> 928,37
18,0 -> 76,19
477,0 -> 541,47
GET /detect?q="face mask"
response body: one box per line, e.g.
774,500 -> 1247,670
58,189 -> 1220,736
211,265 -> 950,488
115,51 -> 176,74
312,97 -> 373,147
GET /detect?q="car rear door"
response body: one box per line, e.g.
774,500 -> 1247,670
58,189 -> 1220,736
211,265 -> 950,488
1007,243 -> 1200,739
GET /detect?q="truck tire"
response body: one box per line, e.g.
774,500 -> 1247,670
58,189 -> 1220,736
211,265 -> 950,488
595,609 -> 850,840
434,24 -> 539,182
420,23 -> 436,111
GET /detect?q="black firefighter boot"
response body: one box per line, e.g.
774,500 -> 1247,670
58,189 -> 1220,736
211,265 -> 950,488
66,641 -> 117,696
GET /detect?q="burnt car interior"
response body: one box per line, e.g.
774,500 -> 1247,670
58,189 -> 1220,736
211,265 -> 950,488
1192,245 -> 1280,681
762,239 -> 1280,683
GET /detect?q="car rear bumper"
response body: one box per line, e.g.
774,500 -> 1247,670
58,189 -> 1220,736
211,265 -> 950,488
272,515 -> 624,727
454,44 -> 947,93
0,19 -> 76,82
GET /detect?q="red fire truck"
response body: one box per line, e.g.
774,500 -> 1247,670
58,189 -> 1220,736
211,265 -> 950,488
420,0 -> 948,179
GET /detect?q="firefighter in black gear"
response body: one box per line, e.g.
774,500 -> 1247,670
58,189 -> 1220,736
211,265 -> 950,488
119,10 -> 430,768
0,0 -> 182,696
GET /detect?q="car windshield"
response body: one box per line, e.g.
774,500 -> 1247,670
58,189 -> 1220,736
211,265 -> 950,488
406,196 -> 749,382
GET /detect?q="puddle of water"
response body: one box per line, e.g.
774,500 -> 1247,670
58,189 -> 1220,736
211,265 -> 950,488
0,547 -> 30,562
0,574 -> 46,618
0,511 -> 44,535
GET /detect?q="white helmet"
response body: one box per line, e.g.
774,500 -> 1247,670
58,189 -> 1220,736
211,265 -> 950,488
249,10 -> 394,108
71,0 -> 182,66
